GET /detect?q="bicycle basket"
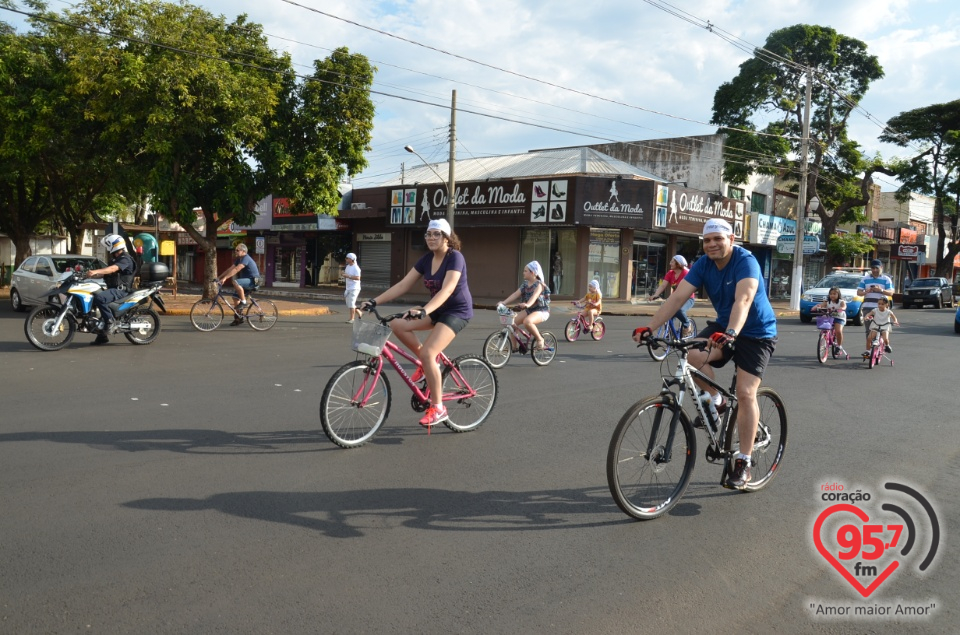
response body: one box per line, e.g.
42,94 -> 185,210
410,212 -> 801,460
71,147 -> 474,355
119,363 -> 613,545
351,320 -> 391,356
499,312 -> 517,325
816,315 -> 834,330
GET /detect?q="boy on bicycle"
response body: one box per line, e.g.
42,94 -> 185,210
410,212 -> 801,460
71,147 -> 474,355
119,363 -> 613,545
632,218 -> 777,490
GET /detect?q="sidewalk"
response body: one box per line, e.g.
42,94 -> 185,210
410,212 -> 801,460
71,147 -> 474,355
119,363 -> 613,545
160,284 -> 800,319
1,284 -> 800,319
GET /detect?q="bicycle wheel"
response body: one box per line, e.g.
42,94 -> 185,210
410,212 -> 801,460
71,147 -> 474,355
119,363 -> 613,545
868,344 -> 878,369
246,299 -> 278,331
531,332 -> 558,366
723,387 -> 787,492
564,319 -> 581,342
646,322 -> 671,361
607,397 -> 697,520
816,331 -> 828,364
590,319 -> 606,341
190,299 -> 223,331
684,317 -> 699,338
320,361 -> 392,448
442,354 -> 499,432
482,330 -> 512,369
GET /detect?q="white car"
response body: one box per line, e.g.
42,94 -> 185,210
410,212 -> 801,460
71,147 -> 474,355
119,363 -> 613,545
10,254 -> 106,311
799,271 -> 866,325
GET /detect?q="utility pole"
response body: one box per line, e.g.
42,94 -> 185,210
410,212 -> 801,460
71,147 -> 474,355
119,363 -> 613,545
789,67 -> 813,311
447,89 -> 457,228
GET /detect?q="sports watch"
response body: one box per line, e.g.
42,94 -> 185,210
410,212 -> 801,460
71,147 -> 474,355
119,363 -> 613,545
724,328 -> 738,338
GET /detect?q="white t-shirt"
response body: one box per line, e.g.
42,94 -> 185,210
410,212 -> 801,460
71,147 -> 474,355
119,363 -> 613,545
345,263 -> 361,292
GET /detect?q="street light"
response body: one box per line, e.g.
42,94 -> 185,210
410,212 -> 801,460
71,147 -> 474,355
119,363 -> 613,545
404,145 -> 455,227
789,195 -> 821,310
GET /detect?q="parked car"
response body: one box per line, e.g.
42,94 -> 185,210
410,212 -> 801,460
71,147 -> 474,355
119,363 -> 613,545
10,254 -> 106,312
800,271 -> 865,325
902,277 -> 955,309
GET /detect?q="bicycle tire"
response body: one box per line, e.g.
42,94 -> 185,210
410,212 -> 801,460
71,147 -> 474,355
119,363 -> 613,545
190,299 -> 223,331
590,319 -> 606,341
320,360 -> 391,448
685,317 -> 698,338
246,299 -> 278,331
482,330 -> 512,369
441,354 -> 499,432
607,396 -> 697,520
816,331 -> 828,364
646,322 -> 672,361
869,345 -> 877,369
564,319 -> 581,342
723,387 -> 787,492
531,332 -> 558,366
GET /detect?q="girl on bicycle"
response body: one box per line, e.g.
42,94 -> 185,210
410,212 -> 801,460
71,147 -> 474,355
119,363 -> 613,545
361,218 -> 473,427
575,279 -> 602,329
864,296 -> 900,354
647,254 -> 696,337
500,260 -> 550,352
813,286 -> 847,354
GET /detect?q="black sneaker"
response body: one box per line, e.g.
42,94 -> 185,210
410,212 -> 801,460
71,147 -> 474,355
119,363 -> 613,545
724,458 -> 751,490
230,316 -> 244,326
90,334 -> 110,345
693,416 -> 705,429
884,344 -> 892,353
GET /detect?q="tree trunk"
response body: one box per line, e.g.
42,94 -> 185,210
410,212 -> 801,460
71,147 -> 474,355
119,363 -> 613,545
12,235 -> 32,268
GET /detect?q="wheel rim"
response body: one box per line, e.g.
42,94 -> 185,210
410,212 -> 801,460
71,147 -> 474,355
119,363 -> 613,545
564,320 -> 580,342
190,299 -> 223,331
483,332 -> 511,368
442,356 -> 498,432
817,332 -> 828,363
532,333 -> 558,365
321,363 -> 390,447
246,300 -> 278,330
591,320 -> 605,340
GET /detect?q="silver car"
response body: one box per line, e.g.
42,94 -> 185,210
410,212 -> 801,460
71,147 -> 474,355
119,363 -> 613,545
10,254 -> 106,312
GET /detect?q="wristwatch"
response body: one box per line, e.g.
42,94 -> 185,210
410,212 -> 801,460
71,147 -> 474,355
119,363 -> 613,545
725,328 -> 738,338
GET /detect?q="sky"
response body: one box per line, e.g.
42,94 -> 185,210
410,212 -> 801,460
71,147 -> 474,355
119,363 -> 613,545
6,0 -> 960,191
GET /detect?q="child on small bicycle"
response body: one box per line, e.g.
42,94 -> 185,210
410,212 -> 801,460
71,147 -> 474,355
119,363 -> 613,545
574,279 -> 602,329
864,296 -> 900,354
813,286 -> 847,353
499,260 -> 549,351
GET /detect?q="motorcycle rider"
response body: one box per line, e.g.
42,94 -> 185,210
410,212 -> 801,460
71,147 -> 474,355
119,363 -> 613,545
86,234 -> 136,345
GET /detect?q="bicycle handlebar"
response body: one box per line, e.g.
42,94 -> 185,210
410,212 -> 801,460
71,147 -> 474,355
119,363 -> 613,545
642,336 -> 710,352
361,304 -> 421,324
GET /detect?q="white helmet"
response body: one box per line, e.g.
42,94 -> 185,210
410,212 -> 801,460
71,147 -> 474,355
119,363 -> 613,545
101,233 -> 125,254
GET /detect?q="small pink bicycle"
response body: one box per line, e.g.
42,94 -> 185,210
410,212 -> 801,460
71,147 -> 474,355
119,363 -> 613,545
565,301 -> 606,341
320,307 -> 499,448
813,308 -> 848,362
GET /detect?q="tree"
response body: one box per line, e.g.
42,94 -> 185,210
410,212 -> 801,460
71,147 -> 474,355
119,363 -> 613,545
712,24 -> 894,239
880,100 -> 960,276
827,232 -> 876,267
61,0 -> 375,295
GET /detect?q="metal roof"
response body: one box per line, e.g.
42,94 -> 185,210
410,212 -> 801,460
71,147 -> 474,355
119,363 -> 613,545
381,147 -> 664,186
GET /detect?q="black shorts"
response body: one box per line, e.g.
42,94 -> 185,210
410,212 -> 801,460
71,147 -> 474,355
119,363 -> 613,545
431,313 -> 469,335
698,322 -> 777,380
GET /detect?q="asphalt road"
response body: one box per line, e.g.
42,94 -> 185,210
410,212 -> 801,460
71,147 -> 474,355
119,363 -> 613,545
1,302 -> 957,634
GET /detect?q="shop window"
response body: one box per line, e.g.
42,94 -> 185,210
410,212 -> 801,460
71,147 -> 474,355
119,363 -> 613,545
520,228 -> 576,296
589,229 -> 621,298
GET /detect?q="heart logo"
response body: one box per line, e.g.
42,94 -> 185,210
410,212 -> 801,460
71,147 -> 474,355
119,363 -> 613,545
813,504 -> 899,597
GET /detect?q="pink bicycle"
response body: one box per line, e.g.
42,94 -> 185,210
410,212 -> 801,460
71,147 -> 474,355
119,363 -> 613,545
813,308 -> 849,362
565,301 -> 606,341
320,307 -> 499,448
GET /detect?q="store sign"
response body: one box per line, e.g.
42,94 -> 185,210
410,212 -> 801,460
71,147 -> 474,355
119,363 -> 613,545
358,232 -> 391,241
750,213 -> 794,246
894,244 -> 920,260
660,186 -> 745,239
776,234 -> 820,255
580,179 -> 654,228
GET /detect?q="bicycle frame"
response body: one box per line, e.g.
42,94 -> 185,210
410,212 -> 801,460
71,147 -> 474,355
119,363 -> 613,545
657,351 -> 737,455
211,284 -> 265,316
352,338 -> 477,407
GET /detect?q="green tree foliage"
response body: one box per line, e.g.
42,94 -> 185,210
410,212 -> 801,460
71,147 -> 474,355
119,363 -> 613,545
827,231 -> 876,266
711,24 -> 894,237
57,0 -> 375,294
881,100 -> 960,276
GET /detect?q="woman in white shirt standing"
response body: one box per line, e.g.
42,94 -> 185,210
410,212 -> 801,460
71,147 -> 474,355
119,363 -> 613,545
343,253 -> 361,323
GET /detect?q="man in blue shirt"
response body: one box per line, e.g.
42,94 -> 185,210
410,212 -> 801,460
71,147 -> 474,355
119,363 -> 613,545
633,218 -> 777,490
856,259 -> 894,354
217,243 -> 260,325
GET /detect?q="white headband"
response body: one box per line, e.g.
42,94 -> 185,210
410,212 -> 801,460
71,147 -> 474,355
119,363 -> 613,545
702,218 -> 733,237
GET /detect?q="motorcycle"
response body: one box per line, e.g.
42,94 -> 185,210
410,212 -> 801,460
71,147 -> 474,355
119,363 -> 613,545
24,266 -> 167,351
